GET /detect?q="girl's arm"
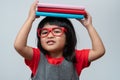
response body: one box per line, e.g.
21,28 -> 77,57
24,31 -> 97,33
77,11 -> 105,62
14,0 -> 39,60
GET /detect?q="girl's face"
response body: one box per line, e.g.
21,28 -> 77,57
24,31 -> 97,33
39,24 -> 66,54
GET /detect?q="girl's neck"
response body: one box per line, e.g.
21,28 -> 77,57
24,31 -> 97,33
48,51 -> 63,58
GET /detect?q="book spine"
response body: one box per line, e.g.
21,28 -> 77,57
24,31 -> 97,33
36,11 -> 84,19
37,3 -> 85,10
37,7 -> 86,15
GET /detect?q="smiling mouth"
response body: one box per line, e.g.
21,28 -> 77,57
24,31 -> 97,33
47,40 -> 56,45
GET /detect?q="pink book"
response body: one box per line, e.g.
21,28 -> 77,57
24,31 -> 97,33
37,3 -> 85,10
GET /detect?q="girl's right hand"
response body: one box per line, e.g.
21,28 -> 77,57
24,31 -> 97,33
28,0 -> 39,21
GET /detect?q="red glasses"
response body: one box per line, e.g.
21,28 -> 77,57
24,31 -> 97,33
37,27 -> 67,38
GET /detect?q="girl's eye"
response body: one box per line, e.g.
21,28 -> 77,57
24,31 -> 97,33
53,28 -> 62,33
41,30 -> 48,35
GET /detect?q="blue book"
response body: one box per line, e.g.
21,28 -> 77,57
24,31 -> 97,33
36,11 -> 84,19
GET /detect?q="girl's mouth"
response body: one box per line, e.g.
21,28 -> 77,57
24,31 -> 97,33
46,40 -> 56,45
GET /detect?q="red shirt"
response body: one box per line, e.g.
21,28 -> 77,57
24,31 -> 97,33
25,48 -> 90,76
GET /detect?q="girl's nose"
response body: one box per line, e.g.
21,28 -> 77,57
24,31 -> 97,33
47,32 -> 54,38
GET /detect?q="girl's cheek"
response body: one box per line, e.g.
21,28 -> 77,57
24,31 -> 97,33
40,38 -> 45,44
40,37 -> 45,41
40,38 -> 46,45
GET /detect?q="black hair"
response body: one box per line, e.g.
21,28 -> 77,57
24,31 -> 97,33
37,17 -> 77,63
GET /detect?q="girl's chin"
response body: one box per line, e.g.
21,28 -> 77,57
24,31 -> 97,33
46,49 -> 58,52
45,47 -> 57,51
45,47 -> 61,53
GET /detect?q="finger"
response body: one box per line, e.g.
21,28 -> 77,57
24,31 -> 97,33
76,18 -> 84,24
35,0 -> 39,3
85,11 -> 92,20
33,0 -> 39,6
31,0 -> 39,10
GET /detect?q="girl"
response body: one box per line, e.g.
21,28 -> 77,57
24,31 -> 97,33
14,0 -> 105,80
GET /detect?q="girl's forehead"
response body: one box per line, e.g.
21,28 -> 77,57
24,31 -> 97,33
43,24 -> 60,28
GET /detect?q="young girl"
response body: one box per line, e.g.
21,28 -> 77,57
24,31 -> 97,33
14,0 -> 105,80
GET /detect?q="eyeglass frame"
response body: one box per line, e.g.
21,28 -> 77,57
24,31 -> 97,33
37,27 -> 67,38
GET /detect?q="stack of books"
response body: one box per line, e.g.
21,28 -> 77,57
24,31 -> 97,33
36,3 -> 86,19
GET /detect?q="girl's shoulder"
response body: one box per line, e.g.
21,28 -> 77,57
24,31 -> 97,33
75,49 -> 90,61
74,49 -> 91,76
75,49 -> 90,54
33,48 -> 40,54
25,48 -> 40,64
24,48 -> 40,76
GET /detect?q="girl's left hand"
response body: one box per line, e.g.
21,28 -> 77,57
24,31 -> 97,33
76,11 -> 93,29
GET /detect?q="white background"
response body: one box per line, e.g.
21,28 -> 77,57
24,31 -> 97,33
0,0 -> 120,80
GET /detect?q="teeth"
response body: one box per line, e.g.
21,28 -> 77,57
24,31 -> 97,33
47,41 -> 55,45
